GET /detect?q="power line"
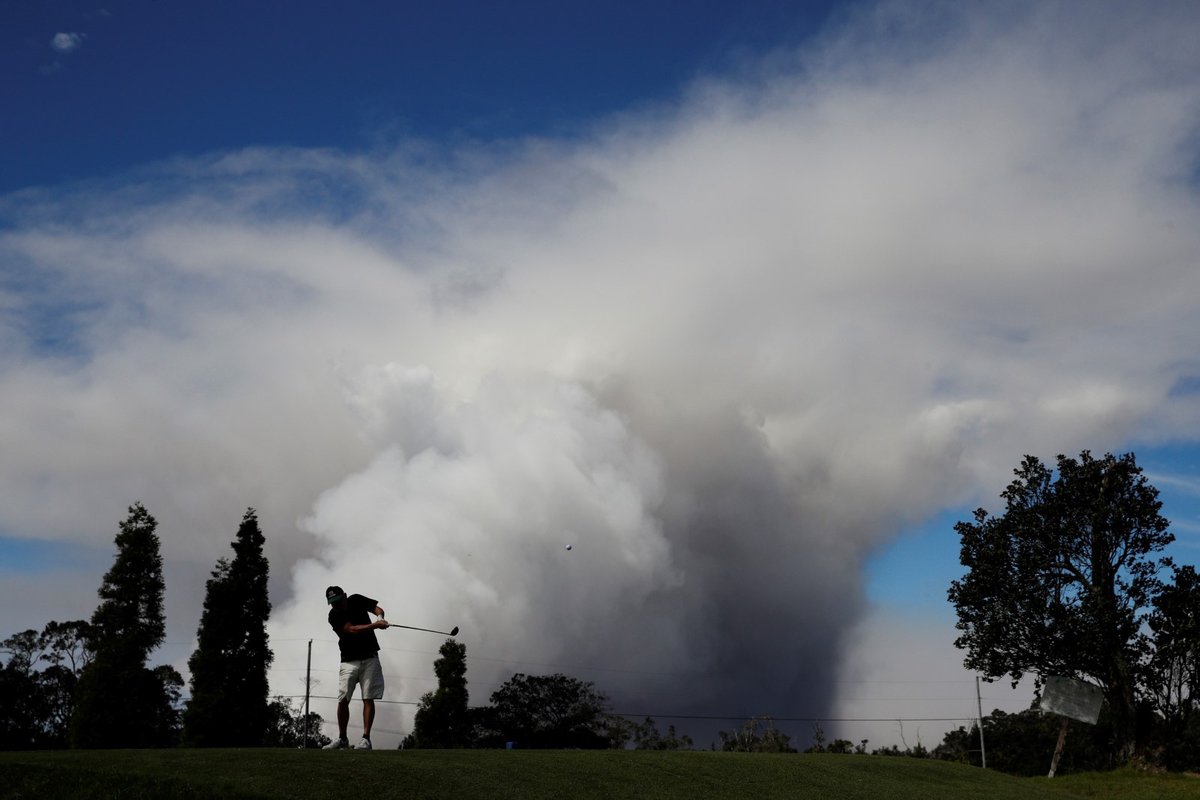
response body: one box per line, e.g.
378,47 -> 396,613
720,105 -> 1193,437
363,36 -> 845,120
274,632 -> 1033,735
610,713 -> 986,723
832,679 -> 983,685
276,693 -> 419,706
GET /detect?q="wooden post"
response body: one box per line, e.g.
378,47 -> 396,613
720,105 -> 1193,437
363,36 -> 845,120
1047,718 -> 1069,778
976,676 -> 987,769
304,639 -> 312,749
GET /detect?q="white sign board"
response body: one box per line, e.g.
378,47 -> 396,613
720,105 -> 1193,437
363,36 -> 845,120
1039,676 -> 1104,725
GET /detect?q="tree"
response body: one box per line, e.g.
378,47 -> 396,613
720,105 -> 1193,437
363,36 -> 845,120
481,673 -> 613,748
0,629 -> 47,749
1144,565 -> 1200,770
263,697 -> 330,748
718,716 -> 794,753
150,664 -> 186,746
0,621 -> 93,748
933,708 -> 1108,776
184,508 -> 274,746
403,639 -> 472,748
827,738 -> 856,754
71,502 -> 178,748
89,503 -> 166,662
40,620 -> 94,677
629,716 -> 694,750
35,620 -> 93,746
947,451 -> 1173,763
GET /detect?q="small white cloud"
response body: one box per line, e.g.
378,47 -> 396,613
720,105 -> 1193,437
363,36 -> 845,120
51,32 -> 85,54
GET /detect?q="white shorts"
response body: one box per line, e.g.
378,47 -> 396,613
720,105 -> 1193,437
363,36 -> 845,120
337,654 -> 385,702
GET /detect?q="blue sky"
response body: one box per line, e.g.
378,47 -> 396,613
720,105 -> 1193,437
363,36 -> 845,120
3,1 -> 1199,750
3,1 -> 838,192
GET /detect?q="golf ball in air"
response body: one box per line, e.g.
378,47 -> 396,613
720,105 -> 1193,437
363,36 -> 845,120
565,544 -> 573,550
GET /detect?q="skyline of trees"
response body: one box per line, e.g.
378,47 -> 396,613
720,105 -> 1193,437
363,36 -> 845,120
0,503 -> 324,751
1,454 -> 1198,773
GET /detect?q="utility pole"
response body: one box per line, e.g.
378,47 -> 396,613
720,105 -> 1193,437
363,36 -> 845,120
976,676 -> 987,769
304,639 -> 312,749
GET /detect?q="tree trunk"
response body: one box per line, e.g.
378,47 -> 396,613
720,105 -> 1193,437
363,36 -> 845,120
1107,650 -> 1137,763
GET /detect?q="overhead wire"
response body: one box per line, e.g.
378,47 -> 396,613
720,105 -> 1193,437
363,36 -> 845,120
269,631 -> 1034,740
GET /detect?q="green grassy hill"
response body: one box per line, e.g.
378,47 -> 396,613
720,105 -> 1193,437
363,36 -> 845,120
1,750 -> 1196,800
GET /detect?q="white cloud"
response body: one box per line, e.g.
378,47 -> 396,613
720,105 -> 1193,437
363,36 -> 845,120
51,32 -> 86,54
2,0 -> 1199,748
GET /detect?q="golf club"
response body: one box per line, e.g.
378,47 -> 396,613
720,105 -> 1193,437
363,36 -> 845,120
384,622 -> 459,637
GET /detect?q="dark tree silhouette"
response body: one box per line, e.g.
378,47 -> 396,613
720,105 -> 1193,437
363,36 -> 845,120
264,696 -> 330,748
71,503 -> 179,748
948,452 -> 1173,763
0,620 -> 92,748
404,639 -> 471,748
184,508 -> 274,746
1144,565 -> 1200,770
480,673 -> 613,749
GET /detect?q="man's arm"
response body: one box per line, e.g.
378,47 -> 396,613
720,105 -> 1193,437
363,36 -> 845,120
340,605 -> 389,634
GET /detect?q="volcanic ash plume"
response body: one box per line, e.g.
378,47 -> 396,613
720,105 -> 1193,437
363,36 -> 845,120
276,361 -> 869,726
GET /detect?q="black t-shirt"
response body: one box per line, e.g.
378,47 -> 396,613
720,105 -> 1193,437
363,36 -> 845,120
328,593 -> 381,661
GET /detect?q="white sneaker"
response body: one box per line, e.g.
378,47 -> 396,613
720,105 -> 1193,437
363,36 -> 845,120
355,737 -> 373,750
323,737 -> 349,750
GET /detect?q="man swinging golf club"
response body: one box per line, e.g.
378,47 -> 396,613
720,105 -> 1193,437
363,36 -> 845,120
323,585 -> 390,750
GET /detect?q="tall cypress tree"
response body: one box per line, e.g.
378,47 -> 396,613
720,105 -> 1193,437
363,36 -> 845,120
71,502 -> 178,747
184,508 -> 273,746
404,640 -> 471,748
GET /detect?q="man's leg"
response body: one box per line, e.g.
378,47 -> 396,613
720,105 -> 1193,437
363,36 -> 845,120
354,656 -> 384,749
362,699 -> 375,739
325,659 -> 355,747
337,699 -> 350,740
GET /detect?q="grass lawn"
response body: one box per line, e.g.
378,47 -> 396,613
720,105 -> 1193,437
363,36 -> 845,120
1,749 -> 1194,800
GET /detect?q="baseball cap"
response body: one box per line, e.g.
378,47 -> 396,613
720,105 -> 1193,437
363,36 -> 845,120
325,586 -> 346,604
